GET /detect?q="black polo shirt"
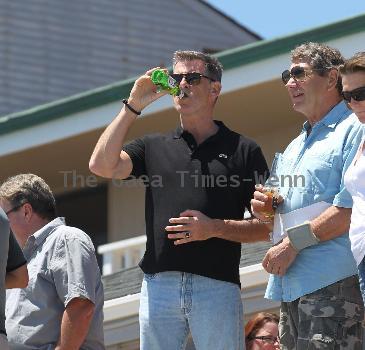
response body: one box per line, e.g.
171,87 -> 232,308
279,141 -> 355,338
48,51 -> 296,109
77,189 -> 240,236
123,121 -> 268,286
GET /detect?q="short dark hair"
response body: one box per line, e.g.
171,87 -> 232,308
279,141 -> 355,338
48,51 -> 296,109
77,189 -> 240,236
173,50 -> 223,82
0,174 -> 56,220
291,42 -> 344,93
339,52 -> 365,75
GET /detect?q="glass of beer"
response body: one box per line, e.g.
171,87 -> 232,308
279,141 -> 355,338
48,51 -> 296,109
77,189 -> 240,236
262,153 -> 282,219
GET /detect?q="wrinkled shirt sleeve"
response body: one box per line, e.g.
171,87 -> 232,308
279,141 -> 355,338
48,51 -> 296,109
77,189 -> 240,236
123,137 -> 146,177
50,231 -> 99,307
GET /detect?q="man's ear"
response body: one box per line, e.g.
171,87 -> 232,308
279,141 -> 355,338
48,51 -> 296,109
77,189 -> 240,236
327,69 -> 339,91
210,81 -> 221,97
23,203 -> 34,222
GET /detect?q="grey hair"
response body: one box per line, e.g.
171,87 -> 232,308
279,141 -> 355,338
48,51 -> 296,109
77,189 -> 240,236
0,174 -> 56,220
290,42 -> 344,93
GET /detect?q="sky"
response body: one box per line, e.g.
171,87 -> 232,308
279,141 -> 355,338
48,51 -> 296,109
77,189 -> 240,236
205,0 -> 365,39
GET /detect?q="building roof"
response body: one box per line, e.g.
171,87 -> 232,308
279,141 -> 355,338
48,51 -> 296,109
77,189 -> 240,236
0,0 -> 259,116
102,241 -> 271,301
1,12 -> 364,136
197,0 -> 261,40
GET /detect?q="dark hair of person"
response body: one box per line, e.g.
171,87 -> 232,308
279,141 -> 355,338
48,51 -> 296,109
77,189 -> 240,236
339,52 -> 365,75
173,50 -> 223,82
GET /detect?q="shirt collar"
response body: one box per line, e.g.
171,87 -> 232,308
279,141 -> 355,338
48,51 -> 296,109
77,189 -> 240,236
303,120 -> 312,134
302,100 -> 350,132
32,217 -> 65,246
173,120 -> 227,139
23,217 -> 65,259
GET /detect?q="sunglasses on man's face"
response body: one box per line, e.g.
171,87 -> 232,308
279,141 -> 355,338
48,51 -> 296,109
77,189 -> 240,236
342,86 -> 365,103
281,66 -> 316,85
5,202 -> 26,216
170,72 -> 216,86
281,65 -> 330,85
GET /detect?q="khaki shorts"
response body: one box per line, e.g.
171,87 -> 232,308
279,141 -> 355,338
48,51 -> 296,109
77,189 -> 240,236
279,275 -> 364,350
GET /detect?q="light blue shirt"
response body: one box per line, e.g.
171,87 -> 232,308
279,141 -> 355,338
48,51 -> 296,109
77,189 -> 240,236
265,102 -> 364,302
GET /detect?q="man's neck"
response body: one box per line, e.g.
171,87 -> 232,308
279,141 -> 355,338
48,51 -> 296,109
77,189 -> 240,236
20,217 -> 52,248
306,97 -> 342,126
180,114 -> 219,145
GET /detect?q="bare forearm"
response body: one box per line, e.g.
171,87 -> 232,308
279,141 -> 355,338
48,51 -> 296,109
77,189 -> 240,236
89,68 -> 166,179
166,210 -> 272,244
262,207 -> 351,276
89,107 -> 136,178
55,299 -> 94,350
213,218 -> 271,243
310,206 -> 351,241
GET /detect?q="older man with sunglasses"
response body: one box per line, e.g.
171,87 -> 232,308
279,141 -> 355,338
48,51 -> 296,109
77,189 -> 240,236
90,50 -> 268,350
250,43 -> 364,349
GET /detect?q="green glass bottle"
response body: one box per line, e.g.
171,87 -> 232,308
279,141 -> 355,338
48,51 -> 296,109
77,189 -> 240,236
151,69 -> 184,98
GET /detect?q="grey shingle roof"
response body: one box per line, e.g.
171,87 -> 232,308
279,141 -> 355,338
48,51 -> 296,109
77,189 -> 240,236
102,241 -> 271,301
2,13 -> 364,136
0,0 -> 259,117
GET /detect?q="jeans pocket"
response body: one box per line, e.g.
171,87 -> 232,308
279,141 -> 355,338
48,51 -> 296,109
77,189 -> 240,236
144,273 -> 158,281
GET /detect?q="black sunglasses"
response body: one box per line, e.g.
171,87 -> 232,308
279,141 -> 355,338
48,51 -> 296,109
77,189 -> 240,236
170,72 -> 216,86
281,66 -> 329,85
342,86 -> 365,103
5,203 -> 26,216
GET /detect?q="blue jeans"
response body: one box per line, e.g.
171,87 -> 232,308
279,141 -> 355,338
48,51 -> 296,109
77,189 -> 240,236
358,257 -> 365,305
139,271 -> 244,350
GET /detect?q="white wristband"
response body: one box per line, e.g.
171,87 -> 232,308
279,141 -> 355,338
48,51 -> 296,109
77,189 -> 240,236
286,221 -> 319,252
